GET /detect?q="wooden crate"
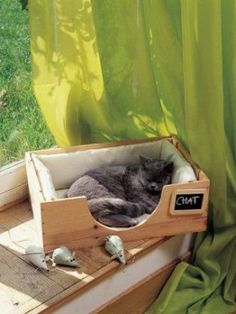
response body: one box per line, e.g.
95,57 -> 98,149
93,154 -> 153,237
25,137 -> 209,251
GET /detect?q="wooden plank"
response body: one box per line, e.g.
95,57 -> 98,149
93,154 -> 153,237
126,238 -> 169,258
45,240 -> 152,292
3,200 -> 33,223
0,184 -> 28,212
30,136 -> 172,155
29,237 -> 171,313
93,252 -> 191,314
76,240 -> 150,275
0,160 -> 27,194
0,244 -> 63,314
0,202 -> 40,238
0,194 -> 28,212
0,160 -> 28,211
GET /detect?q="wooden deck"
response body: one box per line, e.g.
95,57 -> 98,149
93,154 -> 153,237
0,200 -> 181,314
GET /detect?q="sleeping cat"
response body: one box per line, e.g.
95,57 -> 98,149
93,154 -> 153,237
67,156 -> 173,228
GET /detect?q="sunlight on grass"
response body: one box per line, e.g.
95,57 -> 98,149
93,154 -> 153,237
0,130 -> 28,165
0,0 -> 55,167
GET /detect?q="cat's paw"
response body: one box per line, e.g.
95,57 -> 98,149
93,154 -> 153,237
98,215 -> 138,228
128,218 -> 139,227
145,206 -> 156,214
127,203 -> 145,217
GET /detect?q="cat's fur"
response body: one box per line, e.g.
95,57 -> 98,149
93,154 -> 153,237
67,156 -> 173,228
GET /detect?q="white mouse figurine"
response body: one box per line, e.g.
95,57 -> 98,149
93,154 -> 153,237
25,245 -> 49,271
52,246 -> 79,267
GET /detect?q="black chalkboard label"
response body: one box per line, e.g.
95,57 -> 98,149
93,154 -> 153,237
174,193 -> 204,211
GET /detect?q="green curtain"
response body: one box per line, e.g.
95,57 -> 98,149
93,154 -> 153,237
29,1 -> 236,313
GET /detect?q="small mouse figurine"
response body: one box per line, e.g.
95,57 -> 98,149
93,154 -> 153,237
52,246 -> 79,267
25,245 -> 49,271
105,235 -> 126,264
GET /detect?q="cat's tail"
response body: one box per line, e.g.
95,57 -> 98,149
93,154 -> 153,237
97,214 -> 139,228
88,198 -> 141,228
88,197 -> 144,218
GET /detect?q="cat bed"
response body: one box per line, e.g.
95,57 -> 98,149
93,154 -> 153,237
26,137 -> 209,250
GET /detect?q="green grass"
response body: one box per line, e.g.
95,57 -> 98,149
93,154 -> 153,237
0,0 -> 55,167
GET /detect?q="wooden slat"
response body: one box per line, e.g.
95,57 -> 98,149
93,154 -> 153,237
0,244 -> 63,314
0,160 -> 28,211
3,200 -> 32,223
30,136 -> 172,155
0,184 -> 28,212
0,160 -> 27,194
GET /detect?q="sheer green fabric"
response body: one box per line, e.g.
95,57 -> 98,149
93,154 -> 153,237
29,1 -> 236,313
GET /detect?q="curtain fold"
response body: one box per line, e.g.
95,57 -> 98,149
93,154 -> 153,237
29,1 -> 236,313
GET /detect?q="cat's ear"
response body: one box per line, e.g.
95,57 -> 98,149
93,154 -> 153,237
139,155 -> 150,169
139,155 -> 146,169
139,155 -> 145,163
164,161 -> 174,174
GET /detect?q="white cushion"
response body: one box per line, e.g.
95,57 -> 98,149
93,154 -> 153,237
37,141 -> 164,189
160,141 -> 196,184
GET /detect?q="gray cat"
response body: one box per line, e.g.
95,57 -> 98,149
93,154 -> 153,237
67,156 -> 173,228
